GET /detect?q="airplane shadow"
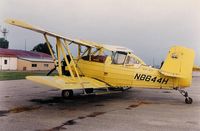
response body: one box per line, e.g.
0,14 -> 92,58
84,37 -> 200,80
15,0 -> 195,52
29,88 -> 188,110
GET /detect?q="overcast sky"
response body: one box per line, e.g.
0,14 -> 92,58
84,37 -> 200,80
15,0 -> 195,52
0,0 -> 200,65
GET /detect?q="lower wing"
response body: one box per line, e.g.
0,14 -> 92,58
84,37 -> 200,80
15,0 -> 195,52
26,76 -> 109,90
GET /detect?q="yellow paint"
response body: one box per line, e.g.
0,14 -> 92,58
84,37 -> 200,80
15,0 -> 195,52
63,40 -> 80,78
44,34 -> 57,65
56,38 -> 62,76
160,46 -> 195,78
26,76 -> 108,90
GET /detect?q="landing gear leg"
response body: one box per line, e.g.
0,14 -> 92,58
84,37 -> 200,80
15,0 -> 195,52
177,88 -> 193,104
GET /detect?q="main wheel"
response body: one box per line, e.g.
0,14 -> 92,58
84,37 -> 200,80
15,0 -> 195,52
62,90 -> 73,99
185,97 -> 193,104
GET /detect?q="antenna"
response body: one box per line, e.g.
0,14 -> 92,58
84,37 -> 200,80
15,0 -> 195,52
25,39 -> 27,51
152,57 -> 155,67
1,27 -> 9,40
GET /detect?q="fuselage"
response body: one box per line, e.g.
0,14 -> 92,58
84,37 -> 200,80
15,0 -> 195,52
76,56 -> 190,89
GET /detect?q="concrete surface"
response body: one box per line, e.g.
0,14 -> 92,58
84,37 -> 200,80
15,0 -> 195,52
0,77 -> 200,131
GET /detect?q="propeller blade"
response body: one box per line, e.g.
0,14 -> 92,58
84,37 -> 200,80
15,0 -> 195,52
47,66 -> 56,76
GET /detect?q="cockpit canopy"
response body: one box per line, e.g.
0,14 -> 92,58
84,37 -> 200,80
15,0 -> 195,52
80,44 -> 145,65
112,51 -> 142,65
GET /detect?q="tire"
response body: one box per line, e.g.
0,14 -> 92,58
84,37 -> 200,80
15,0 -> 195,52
185,97 -> 193,104
61,90 -> 73,99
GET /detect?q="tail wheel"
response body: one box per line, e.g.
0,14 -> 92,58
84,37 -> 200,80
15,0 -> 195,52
177,88 -> 193,104
185,97 -> 193,104
62,90 -> 73,99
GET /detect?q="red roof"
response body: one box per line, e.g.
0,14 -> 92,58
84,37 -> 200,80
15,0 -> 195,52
0,48 -> 52,59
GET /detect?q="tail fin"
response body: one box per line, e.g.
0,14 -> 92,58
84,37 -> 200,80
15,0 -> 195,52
159,46 -> 195,78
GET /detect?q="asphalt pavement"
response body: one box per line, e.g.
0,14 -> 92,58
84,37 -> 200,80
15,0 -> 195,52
0,76 -> 200,131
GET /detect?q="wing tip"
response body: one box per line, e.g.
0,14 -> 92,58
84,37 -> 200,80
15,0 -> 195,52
4,18 -> 15,24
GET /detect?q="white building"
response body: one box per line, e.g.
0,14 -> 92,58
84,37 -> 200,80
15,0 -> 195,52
0,48 -> 54,71
0,56 -> 17,70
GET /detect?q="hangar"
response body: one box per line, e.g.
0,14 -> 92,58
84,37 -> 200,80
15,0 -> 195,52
0,48 -> 54,71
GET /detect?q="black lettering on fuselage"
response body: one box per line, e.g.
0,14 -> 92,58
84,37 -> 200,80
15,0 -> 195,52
145,75 -> 151,81
140,74 -> 146,80
134,73 -> 141,80
162,78 -> 169,84
134,73 -> 169,84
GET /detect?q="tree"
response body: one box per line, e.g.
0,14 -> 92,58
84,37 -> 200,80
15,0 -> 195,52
32,42 -> 54,55
0,38 -> 9,48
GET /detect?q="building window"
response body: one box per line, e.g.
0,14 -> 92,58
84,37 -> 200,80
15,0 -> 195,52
4,60 -> 7,65
44,64 -> 49,67
32,64 -> 37,67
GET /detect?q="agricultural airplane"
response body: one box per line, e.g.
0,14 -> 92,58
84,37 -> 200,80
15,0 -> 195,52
6,19 -> 195,104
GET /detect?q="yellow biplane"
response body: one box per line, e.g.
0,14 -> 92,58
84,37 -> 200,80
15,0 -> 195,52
6,19 -> 195,104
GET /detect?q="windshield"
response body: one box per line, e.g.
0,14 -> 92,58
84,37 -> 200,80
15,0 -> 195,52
112,51 -> 127,64
125,56 -> 140,65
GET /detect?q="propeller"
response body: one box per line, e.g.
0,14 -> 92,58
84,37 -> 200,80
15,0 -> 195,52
47,65 -> 57,76
47,55 -> 71,76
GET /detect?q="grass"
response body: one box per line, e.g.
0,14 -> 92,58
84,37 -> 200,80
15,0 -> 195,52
0,71 -> 57,81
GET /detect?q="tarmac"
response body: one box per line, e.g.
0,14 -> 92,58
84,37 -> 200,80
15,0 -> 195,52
0,75 -> 200,131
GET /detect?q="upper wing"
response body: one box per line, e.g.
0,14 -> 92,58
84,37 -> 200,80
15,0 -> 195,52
5,19 -> 132,52
5,19 -> 95,47
26,76 -> 109,90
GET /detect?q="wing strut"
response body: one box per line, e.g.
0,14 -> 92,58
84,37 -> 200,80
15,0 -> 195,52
63,40 -> 80,78
44,34 -> 80,79
44,34 -> 57,66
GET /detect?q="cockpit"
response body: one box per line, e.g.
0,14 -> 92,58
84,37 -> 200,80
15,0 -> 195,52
80,44 -> 145,65
111,51 -> 143,65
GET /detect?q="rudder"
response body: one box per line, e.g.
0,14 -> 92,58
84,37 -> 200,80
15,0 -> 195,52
160,46 -> 195,79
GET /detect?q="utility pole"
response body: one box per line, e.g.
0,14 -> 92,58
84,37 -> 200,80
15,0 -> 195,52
0,27 -> 9,40
25,39 -> 27,51
152,57 -> 155,67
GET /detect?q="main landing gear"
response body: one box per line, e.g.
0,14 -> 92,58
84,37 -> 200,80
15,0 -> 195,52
62,90 -> 73,99
177,88 -> 193,104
